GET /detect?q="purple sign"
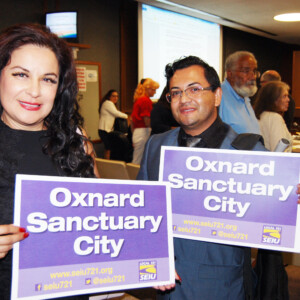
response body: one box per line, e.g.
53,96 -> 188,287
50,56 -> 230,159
159,146 -> 300,252
12,175 -> 174,300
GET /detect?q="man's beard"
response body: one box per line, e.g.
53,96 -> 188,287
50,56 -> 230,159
234,82 -> 258,97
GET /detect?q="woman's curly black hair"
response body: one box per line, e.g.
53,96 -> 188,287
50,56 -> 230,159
0,23 -> 95,177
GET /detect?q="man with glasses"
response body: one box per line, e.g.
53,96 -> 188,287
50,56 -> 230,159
137,56 -> 267,299
219,51 -> 261,134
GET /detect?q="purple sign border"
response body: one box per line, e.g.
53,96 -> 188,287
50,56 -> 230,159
12,175 -> 175,300
159,146 -> 300,252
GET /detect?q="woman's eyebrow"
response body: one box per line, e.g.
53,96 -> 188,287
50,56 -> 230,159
44,72 -> 58,77
9,66 -> 58,77
9,65 -> 29,72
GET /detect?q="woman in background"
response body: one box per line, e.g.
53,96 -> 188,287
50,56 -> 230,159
254,81 -> 292,152
0,23 -> 98,299
98,89 -> 128,159
253,80 -> 292,300
150,86 -> 178,134
131,78 -> 159,164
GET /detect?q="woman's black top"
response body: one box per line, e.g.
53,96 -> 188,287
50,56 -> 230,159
0,119 -> 88,300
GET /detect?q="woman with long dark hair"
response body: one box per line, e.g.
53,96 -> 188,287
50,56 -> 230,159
0,23 -> 98,299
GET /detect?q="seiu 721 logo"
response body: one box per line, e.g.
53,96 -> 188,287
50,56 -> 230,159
262,226 -> 281,245
139,261 -> 157,281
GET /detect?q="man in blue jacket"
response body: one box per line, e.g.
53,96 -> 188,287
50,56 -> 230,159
137,56 -> 266,300
219,51 -> 260,134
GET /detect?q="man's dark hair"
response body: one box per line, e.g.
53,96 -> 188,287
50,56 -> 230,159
165,56 -> 221,92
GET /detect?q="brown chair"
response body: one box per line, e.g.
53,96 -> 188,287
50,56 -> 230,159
95,158 -> 130,180
126,163 -> 140,180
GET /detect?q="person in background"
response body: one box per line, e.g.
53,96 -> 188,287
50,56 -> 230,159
131,78 -> 159,164
260,70 -> 295,131
98,89 -> 128,159
150,86 -> 179,134
219,51 -> 260,134
253,80 -> 292,300
260,69 -> 281,83
0,23 -> 98,300
254,81 -> 292,152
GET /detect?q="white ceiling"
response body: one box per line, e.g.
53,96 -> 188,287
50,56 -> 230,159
141,0 -> 300,46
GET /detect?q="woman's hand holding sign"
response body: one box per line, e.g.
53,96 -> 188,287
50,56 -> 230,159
0,225 -> 29,259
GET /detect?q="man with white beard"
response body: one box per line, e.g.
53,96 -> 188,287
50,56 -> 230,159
219,51 -> 261,134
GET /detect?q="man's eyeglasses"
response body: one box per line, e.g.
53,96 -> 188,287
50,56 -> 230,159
233,68 -> 260,77
166,84 -> 213,103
